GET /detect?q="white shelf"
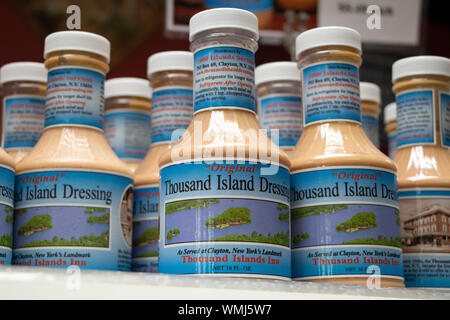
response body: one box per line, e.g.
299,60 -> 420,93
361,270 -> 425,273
1,265 -> 449,300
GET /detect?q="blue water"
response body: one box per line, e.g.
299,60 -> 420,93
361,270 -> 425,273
133,219 -> 159,258
13,206 -> 110,249
165,198 -> 289,245
0,205 -> 12,236
291,204 -> 400,248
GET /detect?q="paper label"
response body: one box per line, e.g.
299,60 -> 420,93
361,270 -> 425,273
440,92 -> 450,148
0,165 -> 14,265
362,114 -> 380,148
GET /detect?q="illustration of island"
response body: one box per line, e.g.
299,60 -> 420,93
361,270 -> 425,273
278,204 -> 289,222
214,231 -> 290,247
87,213 -> 110,224
18,214 -> 53,236
85,207 -> 107,214
166,199 -> 220,214
335,212 -> 377,233
0,205 -> 13,247
343,235 -> 402,248
134,227 -> 159,247
167,228 -> 180,241
291,204 -> 349,219
205,207 -> 251,229
20,232 -> 110,248
293,232 -> 309,245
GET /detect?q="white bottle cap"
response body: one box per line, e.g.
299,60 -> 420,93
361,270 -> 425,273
392,55 -> 450,82
360,82 -> 381,104
296,26 -> 361,58
147,51 -> 194,76
255,62 -> 301,86
384,102 -> 397,124
105,77 -> 152,100
0,62 -> 47,84
189,8 -> 259,41
44,31 -> 111,63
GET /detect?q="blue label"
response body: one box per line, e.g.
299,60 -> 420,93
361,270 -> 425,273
194,47 -> 255,113
159,160 -> 291,279
258,95 -> 303,148
387,131 -> 397,159
13,170 -> 133,270
151,87 -> 193,144
132,185 -> 160,273
399,189 -> 450,288
0,166 -> 14,265
302,62 -> 361,126
362,115 -> 380,148
46,68 -> 105,130
205,0 -> 273,11
2,95 -> 45,149
104,109 -> 151,160
396,90 -> 435,147
290,167 -> 404,281
440,92 -> 450,148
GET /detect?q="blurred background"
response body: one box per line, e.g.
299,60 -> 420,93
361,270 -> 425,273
0,0 -> 449,153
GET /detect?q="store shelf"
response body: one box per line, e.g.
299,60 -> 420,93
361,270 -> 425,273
1,265 -> 449,300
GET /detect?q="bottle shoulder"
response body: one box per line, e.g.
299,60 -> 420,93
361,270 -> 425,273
0,148 -> 15,171
134,143 -> 171,186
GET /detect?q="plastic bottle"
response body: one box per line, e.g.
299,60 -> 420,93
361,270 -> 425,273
360,81 -> 381,148
392,56 -> 450,288
384,102 -> 397,159
290,26 -> 404,287
0,148 -> 14,265
12,31 -> 133,270
0,62 -> 46,162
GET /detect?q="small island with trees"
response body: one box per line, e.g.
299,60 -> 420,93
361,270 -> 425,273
166,199 -> 220,214
0,234 -> 11,248
293,232 -> 309,245
167,228 -> 180,241
85,207 -> 107,214
20,232 -> 109,248
336,212 -> 377,233
214,231 -> 289,247
87,213 -> 110,224
205,207 -> 251,229
292,204 -> 349,219
133,227 -> 159,247
18,214 -> 53,236
343,235 -> 402,248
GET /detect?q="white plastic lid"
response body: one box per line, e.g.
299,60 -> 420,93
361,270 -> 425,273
392,56 -> 450,82
189,8 -> 259,41
255,62 -> 301,86
296,26 -> 361,58
0,62 -> 47,84
147,51 -> 194,76
360,82 -> 381,104
44,31 -> 111,63
384,102 -> 397,124
105,77 -> 152,99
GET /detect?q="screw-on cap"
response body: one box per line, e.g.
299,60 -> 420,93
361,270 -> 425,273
255,62 -> 301,86
360,82 -> 381,104
0,62 -> 47,84
44,31 -> 111,63
392,56 -> 450,82
189,8 -> 259,41
105,77 -> 152,99
296,26 -> 361,58
147,51 -> 194,76
384,102 -> 397,124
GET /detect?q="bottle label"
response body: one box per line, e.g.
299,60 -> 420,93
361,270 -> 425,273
205,0 -> 273,11
159,160 -> 291,279
45,67 -> 105,130
194,46 -> 256,113
290,167 -> 404,281
151,87 -> 193,145
302,62 -> 361,126
387,131 -> 397,159
440,92 -> 450,148
104,109 -> 151,160
13,170 -> 133,270
0,165 -> 14,265
258,95 -> 303,148
399,188 -> 450,288
396,89 -> 435,148
361,114 -> 380,148
1,95 -> 45,150
132,185 -> 160,273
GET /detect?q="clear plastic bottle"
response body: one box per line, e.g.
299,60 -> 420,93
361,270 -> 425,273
290,26 -> 404,287
105,77 -> 152,173
13,31 -> 133,270
132,51 -> 194,273
0,62 -> 46,163
158,8 -> 291,279
0,148 -> 14,265
255,61 -> 303,157
384,102 -> 397,159
360,82 -> 381,148
392,56 -> 450,288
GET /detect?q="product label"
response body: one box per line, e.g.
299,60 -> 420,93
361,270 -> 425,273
302,62 -> 361,126
151,87 -> 193,144
46,67 -> 105,130
132,185 -> 160,273
387,131 -> 397,159
1,95 -> 45,150
0,165 -> 14,265
440,92 -> 450,148
396,90 -> 435,148
205,0 -> 273,11
362,115 -> 380,148
159,160 -> 291,279
104,109 -> 151,160
13,170 -> 133,270
290,167 -> 404,281
194,46 -> 255,113
258,95 -> 303,148
399,189 -> 450,288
